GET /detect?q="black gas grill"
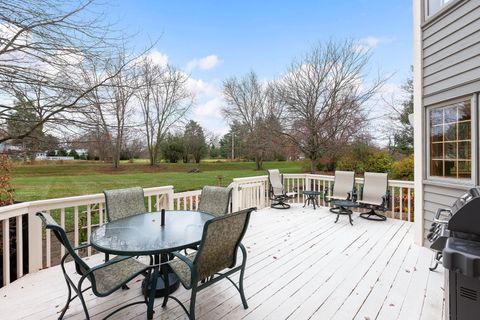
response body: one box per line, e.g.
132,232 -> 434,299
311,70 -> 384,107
427,187 -> 480,320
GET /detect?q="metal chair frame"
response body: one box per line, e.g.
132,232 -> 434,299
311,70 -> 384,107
36,212 -> 161,320
162,208 -> 254,320
268,170 -> 294,209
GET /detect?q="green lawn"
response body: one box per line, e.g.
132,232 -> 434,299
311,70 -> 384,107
12,160 -> 305,202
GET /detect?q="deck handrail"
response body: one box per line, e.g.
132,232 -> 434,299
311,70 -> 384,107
0,173 -> 414,289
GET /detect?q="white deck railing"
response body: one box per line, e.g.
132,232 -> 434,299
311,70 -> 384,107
231,174 -> 414,222
0,173 -> 414,288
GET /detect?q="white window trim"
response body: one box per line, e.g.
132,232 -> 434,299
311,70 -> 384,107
425,95 -> 477,185
423,0 -> 462,23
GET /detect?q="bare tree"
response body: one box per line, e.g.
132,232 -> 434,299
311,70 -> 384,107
276,40 -> 386,173
222,72 -> 279,170
0,0 -> 127,144
137,58 -> 193,165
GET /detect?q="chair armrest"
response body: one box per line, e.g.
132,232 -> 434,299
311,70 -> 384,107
171,251 -> 195,270
73,243 -> 92,251
324,185 -> 333,203
383,190 -> 391,208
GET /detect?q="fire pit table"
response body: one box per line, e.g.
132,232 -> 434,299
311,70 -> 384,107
330,199 -> 358,225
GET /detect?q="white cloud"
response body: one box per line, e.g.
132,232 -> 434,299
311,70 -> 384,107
186,78 -> 217,97
147,49 -> 169,67
193,96 -> 224,118
186,55 -> 221,71
355,36 -> 394,53
362,36 -> 382,49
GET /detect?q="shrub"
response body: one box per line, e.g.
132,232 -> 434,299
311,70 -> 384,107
364,151 -> 393,173
391,155 -> 414,180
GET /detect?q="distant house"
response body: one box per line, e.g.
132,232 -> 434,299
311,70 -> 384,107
413,0 -> 480,245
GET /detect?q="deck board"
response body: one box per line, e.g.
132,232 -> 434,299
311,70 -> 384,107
0,205 -> 444,320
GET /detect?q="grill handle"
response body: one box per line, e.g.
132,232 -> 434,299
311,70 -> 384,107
433,208 -> 451,224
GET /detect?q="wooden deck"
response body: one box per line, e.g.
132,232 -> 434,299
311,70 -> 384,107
0,205 -> 444,320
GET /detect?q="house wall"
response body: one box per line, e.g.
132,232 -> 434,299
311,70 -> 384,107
419,0 -> 480,245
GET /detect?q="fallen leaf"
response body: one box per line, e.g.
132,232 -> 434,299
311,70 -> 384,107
389,303 -> 395,307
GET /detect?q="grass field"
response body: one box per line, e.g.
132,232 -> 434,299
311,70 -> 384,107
12,160 -> 305,202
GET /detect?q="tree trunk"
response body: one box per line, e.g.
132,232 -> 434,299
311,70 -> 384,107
255,154 -> 262,170
310,158 -> 317,174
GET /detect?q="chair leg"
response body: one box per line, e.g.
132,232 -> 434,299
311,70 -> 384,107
189,289 -> 197,320
58,279 -> 72,319
239,265 -> 249,309
162,265 -> 169,308
147,266 -> 159,320
77,281 -> 90,320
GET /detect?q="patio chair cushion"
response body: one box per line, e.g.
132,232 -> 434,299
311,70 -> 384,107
169,252 -> 197,288
359,172 -> 388,206
268,169 -> 284,196
104,187 -> 146,222
331,171 -> 355,200
197,186 -> 232,217
92,256 -> 149,295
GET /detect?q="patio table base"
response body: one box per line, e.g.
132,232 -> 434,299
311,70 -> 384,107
142,272 -> 180,298
360,210 -> 387,221
330,207 -> 354,225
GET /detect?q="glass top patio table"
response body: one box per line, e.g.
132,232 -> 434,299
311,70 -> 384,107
90,210 -> 214,256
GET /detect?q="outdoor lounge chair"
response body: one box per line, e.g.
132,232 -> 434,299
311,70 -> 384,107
358,172 -> 390,221
197,185 -> 232,217
163,207 -> 256,320
103,186 -> 146,222
36,212 -> 159,320
268,169 -> 296,209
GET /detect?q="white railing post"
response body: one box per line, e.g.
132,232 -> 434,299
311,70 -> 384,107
167,187 -> 174,210
27,206 -> 43,273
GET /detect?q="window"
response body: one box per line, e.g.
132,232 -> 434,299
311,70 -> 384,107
429,100 -> 472,179
425,0 -> 453,18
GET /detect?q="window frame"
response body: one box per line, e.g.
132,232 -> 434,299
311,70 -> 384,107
426,95 -> 477,184
423,0 -> 461,22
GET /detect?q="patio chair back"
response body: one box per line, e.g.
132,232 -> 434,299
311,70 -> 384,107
268,169 -> 284,196
197,186 -> 233,217
36,212 -> 91,276
331,171 -> 355,199
194,207 -> 255,281
362,172 -> 388,206
104,187 -> 146,222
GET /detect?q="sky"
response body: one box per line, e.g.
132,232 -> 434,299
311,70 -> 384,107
106,0 -> 413,140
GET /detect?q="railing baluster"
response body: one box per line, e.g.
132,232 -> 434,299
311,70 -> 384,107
46,209 -> 51,268
148,196 -> 152,212
400,187 -> 404,221
60,208 -> 65,257
74,206 -> 79,247
16,215 -> 23,278
87,205 -> 92,256
99,203 -> 104,225
391,187 -> 395,219
407,188 -> 412,222
2,218 -> 10,285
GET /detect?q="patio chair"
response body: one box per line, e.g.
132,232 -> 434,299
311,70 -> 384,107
163,207 -> 256,320
358,172 -> 390,221
36,212 -> 159,320
103,186 -> 146,222
103,187 -> 147,265
268,169 -> 296,209
197,186 -> 233,217
324,170 -> 356,203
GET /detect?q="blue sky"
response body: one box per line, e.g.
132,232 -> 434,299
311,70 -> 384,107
108,0 -> 413,138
